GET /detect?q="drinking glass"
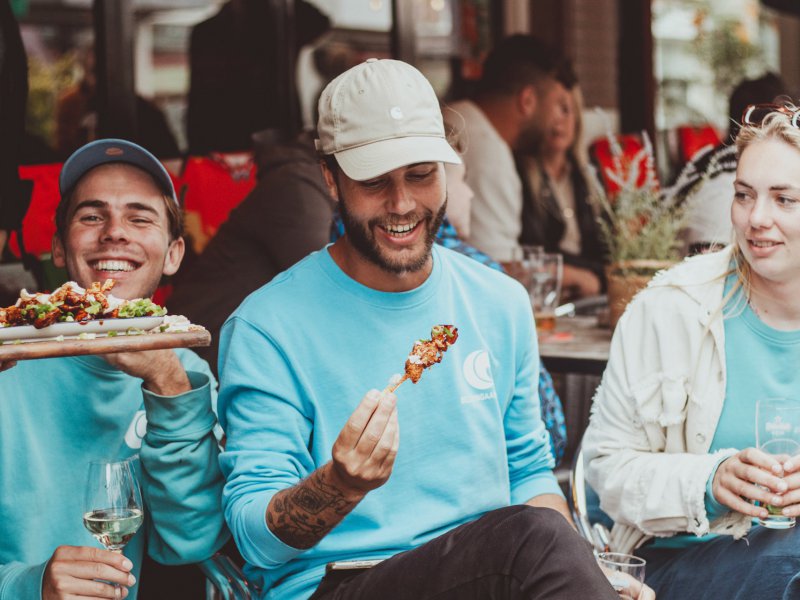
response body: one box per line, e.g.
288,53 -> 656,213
521,244 -> 544,262
755,398 -> 800,529
508,245 -> 544,290
526,252 -> 563,333
597,552 -> 646,600
83,460 -> 143,598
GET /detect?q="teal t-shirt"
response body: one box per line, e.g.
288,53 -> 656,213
653,275 -> 800,549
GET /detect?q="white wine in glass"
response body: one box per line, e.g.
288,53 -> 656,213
83,507 -> 144,551
83,460 -> 143,598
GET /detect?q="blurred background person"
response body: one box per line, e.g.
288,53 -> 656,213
167,127 -> 335,372
168,48 -> 357,373
186,0 -> 329,154
516,60 -> 606,300
446,35 -> 565,267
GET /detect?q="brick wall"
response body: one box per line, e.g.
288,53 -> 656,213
570,0 -> 618,110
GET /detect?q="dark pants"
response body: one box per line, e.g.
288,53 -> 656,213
309,505 -> 618,600
637,525 -> 800,600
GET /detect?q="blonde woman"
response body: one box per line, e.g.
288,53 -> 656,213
584,103 -> 800,599
517,70 -> 606,299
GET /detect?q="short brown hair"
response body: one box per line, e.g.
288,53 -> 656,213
478,35 -> 573,97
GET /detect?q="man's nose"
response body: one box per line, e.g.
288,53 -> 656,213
101,216 -> 129,241
386,182 -> 416,214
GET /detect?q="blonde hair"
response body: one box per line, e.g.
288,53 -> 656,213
526,84 -> 591,198
728,103 -> 800,305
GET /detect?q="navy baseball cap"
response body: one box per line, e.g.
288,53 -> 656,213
59,138 -> 177,202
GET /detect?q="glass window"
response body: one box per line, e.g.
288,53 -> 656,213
652,0 -> 781,174
16,1 -> 484,158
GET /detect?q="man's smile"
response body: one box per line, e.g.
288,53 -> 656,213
379,220 -> 422,238
91,259 -> 140,272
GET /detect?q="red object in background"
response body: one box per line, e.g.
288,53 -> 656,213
177,153 -> 256,255
9,153 -> 257,261
152,284 -> 173,307
9,163 -> 63,259
677,124 -> 721,163
589,134 -> 649,196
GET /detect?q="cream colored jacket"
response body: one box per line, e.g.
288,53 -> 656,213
583,247 -> 751,554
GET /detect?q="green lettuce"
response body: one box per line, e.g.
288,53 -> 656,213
116,299 -> 167,318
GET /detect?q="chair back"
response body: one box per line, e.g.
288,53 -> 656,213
588,133 -> 649,196
200,552 -> 260,600
676,124 -> 721,164
8,163 -> 63,260
568,443 -> 614,553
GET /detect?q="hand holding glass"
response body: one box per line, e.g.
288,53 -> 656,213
755,398 -> 800,529
83,460 -> 143,597
597,552 -> 646,600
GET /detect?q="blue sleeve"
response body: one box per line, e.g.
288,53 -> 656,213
505,299 -> 563,504
0,561 -> 46,600
139,356 -> 229,565
217,317 -> 313,568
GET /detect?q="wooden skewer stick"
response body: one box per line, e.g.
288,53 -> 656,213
384,374 -> 408,394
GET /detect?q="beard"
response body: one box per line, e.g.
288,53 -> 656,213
338,193 -> 446,275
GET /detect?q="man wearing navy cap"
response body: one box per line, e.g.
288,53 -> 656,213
0,139 -> 228,599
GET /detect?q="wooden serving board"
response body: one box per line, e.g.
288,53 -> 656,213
0,329 -> 211,361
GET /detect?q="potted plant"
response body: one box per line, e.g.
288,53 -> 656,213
591,132 -> 689,329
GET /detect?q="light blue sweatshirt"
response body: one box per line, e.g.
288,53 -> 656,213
0,350 -> 229,599
218,245 -> 562,599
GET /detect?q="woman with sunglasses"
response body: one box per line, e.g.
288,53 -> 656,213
583,102 -> 800,599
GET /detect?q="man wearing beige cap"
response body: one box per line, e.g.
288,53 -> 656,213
217,59 -> 633,600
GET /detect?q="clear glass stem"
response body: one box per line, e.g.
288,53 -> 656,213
109,547 -> 123,599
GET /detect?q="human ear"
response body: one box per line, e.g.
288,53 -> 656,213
52,235 -> 66,268
320,162 -> 340,202
519,84 -> 538,118
161,237 -> 185,276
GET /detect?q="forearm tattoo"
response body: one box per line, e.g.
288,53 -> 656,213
267,467 -> 359,549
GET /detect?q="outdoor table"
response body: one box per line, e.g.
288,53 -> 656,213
538,315 -> 612,468
538,315 -> 612,376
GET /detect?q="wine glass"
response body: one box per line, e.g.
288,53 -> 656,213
597,552 -> 646,600
83,459 -> 144,598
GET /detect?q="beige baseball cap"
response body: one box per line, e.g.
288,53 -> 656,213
315,58 -> 461,181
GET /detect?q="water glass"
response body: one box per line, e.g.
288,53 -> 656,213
597,552 -> 646,600
755,398 -> 800,529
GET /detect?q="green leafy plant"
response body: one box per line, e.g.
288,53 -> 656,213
590,132 -> 689,274
693,12 -> 764,95
26,53 -> 80,146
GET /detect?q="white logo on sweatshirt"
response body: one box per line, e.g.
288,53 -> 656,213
124,411 -> 147,449
462,350 -> 493,390
460,350 -> 497,405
